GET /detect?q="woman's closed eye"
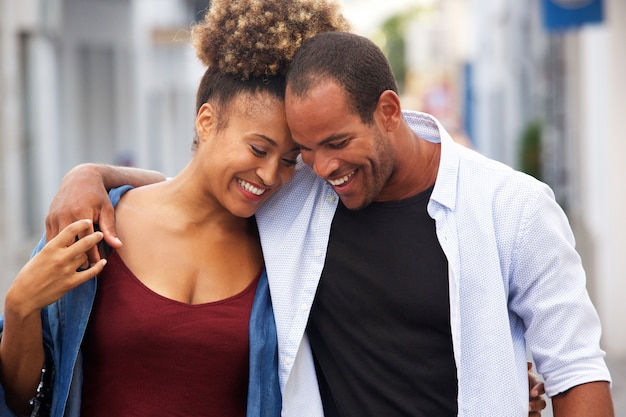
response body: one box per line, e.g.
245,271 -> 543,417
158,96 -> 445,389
251,145 -> 267,157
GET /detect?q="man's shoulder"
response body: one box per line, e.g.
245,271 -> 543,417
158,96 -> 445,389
456,145 -> 544,190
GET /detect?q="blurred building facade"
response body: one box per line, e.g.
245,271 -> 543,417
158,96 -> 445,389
1,0 -> 625,363
0,0 -> 204,305
464,0 -> 626,357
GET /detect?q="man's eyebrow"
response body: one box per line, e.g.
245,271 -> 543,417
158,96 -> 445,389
294,133 -> 350,150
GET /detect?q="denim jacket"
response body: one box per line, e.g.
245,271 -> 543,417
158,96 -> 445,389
0,186 -> 281,417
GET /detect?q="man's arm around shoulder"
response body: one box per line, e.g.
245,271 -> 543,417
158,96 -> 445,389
46,163 -> 165,261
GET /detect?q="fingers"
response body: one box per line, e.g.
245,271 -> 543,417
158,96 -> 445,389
85,244 -> 102,265
529,382 -> 547,413
49,219 -> 98,249
46,220 -> 104,270
45,204 -> 95,244
44,214 -> 59,245
70,231 -> 104,255
530,382 -> 546,398
99,203 -> 122,249
44,163 -> 118,247
527,361 -> 547,414
46,218 -> 107,265
529,400 -> 547,413
74,259 -> 108,285
527,362 -> 543,389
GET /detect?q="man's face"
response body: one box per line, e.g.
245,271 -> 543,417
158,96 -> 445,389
285,80 -> 395,210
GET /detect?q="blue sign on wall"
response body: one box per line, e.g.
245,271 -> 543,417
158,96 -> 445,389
542,0 -> 604,32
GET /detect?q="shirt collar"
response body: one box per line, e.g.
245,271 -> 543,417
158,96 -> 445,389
402,110 -> 459,211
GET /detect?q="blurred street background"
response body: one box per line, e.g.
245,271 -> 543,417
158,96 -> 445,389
1,0 -> 624,414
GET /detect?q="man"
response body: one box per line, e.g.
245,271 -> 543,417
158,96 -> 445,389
44,32 -> 610,415
258,31 -> 612,416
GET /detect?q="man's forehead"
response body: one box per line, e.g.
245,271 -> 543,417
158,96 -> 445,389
287,75 -> 340,98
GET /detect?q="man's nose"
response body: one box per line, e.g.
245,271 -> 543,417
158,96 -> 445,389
305,150 -> 339,180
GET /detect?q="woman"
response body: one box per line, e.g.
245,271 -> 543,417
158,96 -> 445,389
0,1 -> 350,416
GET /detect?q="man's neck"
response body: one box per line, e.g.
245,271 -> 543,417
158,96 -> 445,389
376,127 -> 440,202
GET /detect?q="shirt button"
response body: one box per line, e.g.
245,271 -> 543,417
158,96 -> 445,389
284,357 -> 293,365
300,303 -> 308,311
328,195 -> 336,202
314,249 -> 321,257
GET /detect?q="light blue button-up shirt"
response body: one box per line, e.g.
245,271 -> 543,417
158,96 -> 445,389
256,110 -> 611,416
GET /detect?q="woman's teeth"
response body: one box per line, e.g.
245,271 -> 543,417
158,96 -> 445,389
238,179 -> 265,195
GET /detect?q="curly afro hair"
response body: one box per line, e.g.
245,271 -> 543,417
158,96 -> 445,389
191,0 -> 352,80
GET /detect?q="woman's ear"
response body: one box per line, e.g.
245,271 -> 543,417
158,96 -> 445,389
195,103 -> 216,141
376,90 -> 402,132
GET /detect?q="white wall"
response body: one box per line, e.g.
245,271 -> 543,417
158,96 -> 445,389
567,0 -> 626,356
599,0 -> 626,354
0,0 -> 46,313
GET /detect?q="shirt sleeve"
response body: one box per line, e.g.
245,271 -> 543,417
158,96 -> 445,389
507,182 -> 611,396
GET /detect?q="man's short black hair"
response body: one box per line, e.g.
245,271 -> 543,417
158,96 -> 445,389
286,31 -> 398,124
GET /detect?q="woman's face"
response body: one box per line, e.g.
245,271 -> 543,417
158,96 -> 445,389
195,93 -> 300,218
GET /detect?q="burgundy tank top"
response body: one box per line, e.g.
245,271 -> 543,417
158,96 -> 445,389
80,250 -> 259,417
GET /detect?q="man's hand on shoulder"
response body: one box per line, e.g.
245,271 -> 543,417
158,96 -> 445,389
45,163 -> 165,263
46,164 -> 120,264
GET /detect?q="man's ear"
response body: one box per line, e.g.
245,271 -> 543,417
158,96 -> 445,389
195,103 -> 216,140
376,90 -> 402,132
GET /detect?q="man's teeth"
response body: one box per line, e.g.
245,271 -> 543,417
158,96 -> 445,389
238,179 -> 265,196
328,171 -> 354,186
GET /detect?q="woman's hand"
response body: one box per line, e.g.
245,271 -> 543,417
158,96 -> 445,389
1,219 -> 106,414
7,219 -> 107,318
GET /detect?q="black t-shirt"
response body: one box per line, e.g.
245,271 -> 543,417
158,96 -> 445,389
307,186 -> 457,417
